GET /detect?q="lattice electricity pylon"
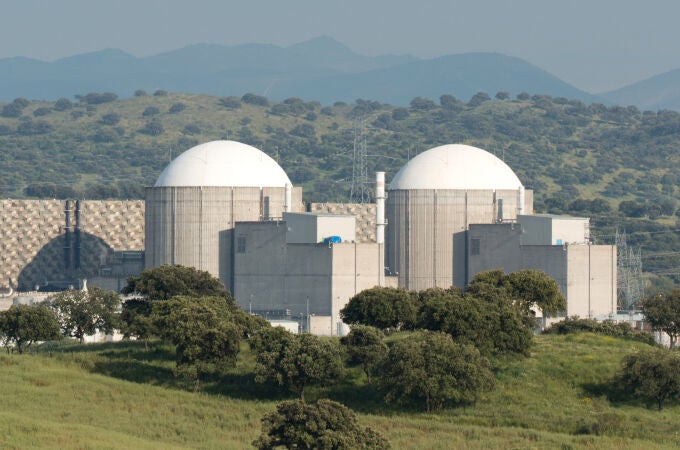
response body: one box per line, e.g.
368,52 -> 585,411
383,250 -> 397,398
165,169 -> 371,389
616,229 -> 644,310
349,119 -> 370,203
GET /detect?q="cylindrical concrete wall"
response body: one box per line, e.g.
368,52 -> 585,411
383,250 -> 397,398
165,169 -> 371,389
145,185 -> 302,292
386,188 -> 522,291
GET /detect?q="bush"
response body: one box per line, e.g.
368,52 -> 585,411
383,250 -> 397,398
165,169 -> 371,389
218,96 -> 242,109
254,399 -> 390,450
544,317 -> 655,344
79,92 -> 118,105
142,106 -> 160,117
139,120 -> 164,136
168,103 -> 186,114
53,98 -> 73,111
99,113 -> 121,126
32,107 -> 52,117
182,124 -> 201,135
380,331 -> 495,412
241,93 -> 269,107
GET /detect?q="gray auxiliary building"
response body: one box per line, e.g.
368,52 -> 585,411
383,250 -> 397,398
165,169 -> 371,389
467,214 -> 617,320
386,144 -> 534,290
144,141 -> 302,292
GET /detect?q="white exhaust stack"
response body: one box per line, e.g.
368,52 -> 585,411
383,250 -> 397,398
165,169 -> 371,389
285,183 -> 292,213
376,172 -> 386,244
518,185 -> 525,217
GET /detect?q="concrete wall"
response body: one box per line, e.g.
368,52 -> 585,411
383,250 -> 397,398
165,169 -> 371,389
566,245 -> 617,318
1,199 -> 144,291
386,188 -> 523,291
233,221 -> 332,317
233,221 -> 386,336
330,242 -> 384,335
284,212 -> 356,244
518,215 -> 589,246
145,186 -> 303,292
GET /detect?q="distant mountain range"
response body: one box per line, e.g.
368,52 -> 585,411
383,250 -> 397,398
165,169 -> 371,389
599,69 -> 680,111
0,36 -> 678,109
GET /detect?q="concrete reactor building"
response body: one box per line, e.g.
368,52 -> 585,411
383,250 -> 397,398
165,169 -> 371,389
144,140 -> 302,292
386,144 -> 533,290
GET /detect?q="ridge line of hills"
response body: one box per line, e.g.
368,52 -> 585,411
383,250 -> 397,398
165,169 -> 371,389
3,36 -> 677,109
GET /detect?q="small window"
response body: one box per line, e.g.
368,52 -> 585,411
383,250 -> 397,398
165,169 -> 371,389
471,238 -> 480,255
237,236 -> 246,253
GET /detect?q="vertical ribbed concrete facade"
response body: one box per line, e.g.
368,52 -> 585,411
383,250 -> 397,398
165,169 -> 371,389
385,144 -> 530,291
145,185 -> 301,292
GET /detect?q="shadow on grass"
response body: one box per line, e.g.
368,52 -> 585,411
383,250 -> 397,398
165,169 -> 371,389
203,371 -> 291,401
92,360 -> 177,387
581,381 -> 652,409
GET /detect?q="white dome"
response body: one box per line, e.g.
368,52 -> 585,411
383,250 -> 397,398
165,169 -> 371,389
389,144 -> 523,190
154,140 -> 292,187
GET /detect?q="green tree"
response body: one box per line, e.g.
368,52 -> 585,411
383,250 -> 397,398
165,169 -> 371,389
340,287 -> 417,330
340,325 -> 387,382
0,305 -> 61,353
417,286 -> 532,356
506,270 -> 566,317
53,98 -> 73,111
468,92 -> 491,107
642,290 -> 680,348
122,264 -> 230,300
254,329 -> 343,401
409,96 -> 436,110
380,331 -> 495,412
153,296 -> 242,391
119,298 -> 155,349
253,399 -> 390,450
615,348 -> 680,410
218,96 -> 242,109
241,93 -> 269,106
168,102 -> 186,113
47,287 -> 120,343
468,269 -> 566,320
142,106 -> 160,117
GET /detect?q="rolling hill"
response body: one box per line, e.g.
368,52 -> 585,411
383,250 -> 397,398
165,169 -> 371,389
0,333 -> 677,449
601,69 -> 680,111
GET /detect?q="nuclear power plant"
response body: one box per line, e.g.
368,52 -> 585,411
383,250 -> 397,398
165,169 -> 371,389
1,139 -> 617,333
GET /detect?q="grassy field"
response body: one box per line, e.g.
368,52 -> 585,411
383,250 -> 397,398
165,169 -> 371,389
0,333 -> 678,449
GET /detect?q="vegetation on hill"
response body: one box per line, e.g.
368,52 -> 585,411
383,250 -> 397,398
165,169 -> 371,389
2,91 -> 680,286
0,333 -> 677,449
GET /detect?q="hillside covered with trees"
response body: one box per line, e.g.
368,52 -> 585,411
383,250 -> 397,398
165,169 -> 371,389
2,91 -> 680,287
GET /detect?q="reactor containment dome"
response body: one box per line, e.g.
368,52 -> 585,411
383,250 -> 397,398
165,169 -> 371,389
154,140 -> 292,188
386,143 -> 531,291
145,140 -> 301,292
389,144 -> 523,191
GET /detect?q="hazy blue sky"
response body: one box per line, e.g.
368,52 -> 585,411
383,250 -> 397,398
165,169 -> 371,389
1,0 -> 679,93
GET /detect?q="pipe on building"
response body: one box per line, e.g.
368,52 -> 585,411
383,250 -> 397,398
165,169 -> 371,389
285,183 -> 292,213
375,172 -> 386,244
64,200 -> 72,270
518,185 -> 525,217
74,200 -> 81,270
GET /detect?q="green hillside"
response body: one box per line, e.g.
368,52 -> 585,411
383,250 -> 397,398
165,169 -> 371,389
0,334 -> 678,449
2,92 -> 680,285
